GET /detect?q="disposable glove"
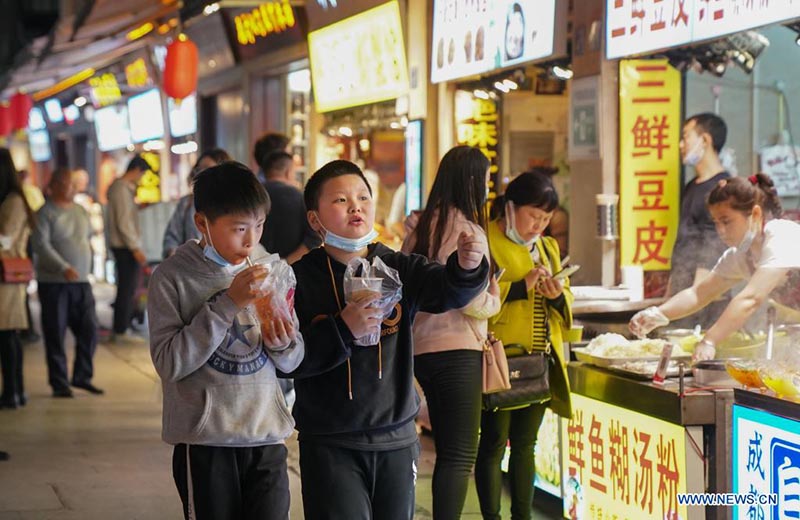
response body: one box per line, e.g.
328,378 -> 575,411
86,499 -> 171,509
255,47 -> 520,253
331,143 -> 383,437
692,339 -> 716,364
629,306 -> 669,338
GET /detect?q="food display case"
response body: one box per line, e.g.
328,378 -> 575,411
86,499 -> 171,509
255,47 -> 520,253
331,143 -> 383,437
563,362 -> 734,520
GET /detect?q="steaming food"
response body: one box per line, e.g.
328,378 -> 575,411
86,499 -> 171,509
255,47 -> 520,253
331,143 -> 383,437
585,333 -> 687,358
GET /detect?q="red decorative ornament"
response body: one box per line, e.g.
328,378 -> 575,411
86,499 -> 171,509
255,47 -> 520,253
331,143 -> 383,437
163,34 -> 198,101
10,92 -> 32,131
0,103 -> 11,136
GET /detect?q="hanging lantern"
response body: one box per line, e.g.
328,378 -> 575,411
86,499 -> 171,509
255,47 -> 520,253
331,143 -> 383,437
0,103 -> 11,136
10,92 -> 32,131
163,34 -> 198,101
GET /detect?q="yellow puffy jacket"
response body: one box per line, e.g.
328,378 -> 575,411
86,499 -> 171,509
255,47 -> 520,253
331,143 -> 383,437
487,220 -> 573,418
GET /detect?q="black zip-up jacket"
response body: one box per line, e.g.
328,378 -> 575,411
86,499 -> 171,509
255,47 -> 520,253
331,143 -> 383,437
283,243 -> 488,447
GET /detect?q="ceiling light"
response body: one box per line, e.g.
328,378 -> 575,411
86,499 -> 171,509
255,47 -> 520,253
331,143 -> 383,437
126,22 -> 154,41
473,89 -> 489,100
551,65 -> 573,80
203,3 -> 220,15
502,79 -> 518,90
338,126 -> 353,137
493,81 -> 510,93
73,96 -> 87,107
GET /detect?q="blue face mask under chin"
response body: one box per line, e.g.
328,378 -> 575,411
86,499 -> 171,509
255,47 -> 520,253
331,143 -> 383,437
504,201 -> 539,248
315,215 -> 378,253
202,223 -> 247,273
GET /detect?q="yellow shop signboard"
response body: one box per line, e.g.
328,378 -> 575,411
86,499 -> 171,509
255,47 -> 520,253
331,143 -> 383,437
619,59 -> 681,271
561,394 -> 690,520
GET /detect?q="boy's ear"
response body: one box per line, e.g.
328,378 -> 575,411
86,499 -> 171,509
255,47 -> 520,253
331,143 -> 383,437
307,210 -> 320,232
194,212 -> 208,235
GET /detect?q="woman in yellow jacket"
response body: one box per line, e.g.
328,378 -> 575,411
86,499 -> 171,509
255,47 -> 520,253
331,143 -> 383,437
474,171 -> 573,520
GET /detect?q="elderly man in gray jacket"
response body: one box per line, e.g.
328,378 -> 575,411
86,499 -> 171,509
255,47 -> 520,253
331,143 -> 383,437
32,167 -> 102,397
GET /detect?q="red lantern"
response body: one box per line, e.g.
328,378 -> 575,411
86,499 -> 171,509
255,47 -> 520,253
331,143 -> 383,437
0,103 -> 11,136
10,92 -> 32,131
163,35 -> 198,101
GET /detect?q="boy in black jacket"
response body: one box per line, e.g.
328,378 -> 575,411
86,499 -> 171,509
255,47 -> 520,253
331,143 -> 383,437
283,160 -> 489,519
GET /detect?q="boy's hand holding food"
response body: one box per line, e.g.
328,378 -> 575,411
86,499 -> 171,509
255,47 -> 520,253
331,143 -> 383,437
340,292 -> 383,340
262,317 -> 297,350
227,265 -> 269,308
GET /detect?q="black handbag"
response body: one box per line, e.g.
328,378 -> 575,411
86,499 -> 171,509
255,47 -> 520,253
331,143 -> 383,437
482,344 -> 551,411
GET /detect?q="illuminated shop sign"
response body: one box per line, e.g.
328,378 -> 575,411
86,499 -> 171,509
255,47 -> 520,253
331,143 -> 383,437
308,1 -> 409,113
234,0 -> 296,45
125,58 -> 151,88
732,404 -> 800,520
606,0 -> 800,59
431,0 -> 558,83
455,90 -> 500,198
562,393 -> 690,520
619,59 -> 681,272
89,73 -> 122,107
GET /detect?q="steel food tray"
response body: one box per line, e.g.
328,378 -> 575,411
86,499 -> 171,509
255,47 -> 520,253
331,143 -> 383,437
572,347 -> 691,368
605,360 -> 686,381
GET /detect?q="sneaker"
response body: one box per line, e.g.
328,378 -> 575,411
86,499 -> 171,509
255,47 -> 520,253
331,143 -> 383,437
71,382 -> 104,395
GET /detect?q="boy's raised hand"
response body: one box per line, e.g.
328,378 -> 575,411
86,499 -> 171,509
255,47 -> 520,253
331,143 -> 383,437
457,232 -> 484,271
227,265 -> 269,308
340,292 -> 383,340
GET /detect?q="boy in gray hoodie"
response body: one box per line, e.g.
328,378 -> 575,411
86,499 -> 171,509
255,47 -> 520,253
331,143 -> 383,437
148,162 -> 305,520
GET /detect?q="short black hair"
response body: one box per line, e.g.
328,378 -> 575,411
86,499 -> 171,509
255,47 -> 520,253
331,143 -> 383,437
304,160 -> 372,211
686,112 -> 727,153
264,151 -> 294,177
194,161 -> 271,222
491,170 -> 559,219
254,132 -> 290,171
126,154 -> 151,173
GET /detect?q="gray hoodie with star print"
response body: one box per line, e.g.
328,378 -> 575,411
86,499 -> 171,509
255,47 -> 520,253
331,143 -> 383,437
148,240 -> 304,446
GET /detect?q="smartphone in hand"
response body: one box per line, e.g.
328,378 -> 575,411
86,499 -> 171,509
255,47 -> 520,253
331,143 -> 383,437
552,264 -> 580,281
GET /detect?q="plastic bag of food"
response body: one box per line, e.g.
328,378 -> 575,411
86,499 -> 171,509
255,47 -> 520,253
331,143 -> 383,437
249,254 -> 296,337
343,256 -> 402,346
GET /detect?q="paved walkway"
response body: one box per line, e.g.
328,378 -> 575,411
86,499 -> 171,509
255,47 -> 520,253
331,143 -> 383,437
0,284 -> 561,519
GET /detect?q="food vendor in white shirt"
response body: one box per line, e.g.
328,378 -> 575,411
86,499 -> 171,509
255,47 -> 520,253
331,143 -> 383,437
630,173 -> 800,362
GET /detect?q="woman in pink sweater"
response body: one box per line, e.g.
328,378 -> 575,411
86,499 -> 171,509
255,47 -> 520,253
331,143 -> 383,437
402,146 -> 500,519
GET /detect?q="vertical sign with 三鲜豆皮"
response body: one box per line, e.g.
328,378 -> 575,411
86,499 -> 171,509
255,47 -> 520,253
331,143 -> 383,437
619,59 -> 681,272
562,394 -> 691,520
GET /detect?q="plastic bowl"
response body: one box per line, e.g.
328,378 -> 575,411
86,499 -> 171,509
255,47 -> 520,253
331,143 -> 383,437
759,365 -> 800,402
725,359 -> 766,389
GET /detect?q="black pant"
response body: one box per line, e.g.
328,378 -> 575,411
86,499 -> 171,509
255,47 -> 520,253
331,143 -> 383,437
0,330 -> 24,405
172,443 -> 289,520
475,403 -> 548,520
39,283 -> 97,392
111,248 -> 140,334
415,349 -> 482,520
299,441 -> 418,520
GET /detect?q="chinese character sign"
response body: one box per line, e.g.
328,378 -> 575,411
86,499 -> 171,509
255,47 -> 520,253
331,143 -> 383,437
562,393 -> 689,520
455,90 -> 501,199
607,0 -> 800,59
619,59 -> 681,271
308,1 -> 409,113
733,405 -> 800,520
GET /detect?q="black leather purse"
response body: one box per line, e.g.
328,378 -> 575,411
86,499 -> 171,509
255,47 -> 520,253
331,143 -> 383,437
482,344 -> 552,411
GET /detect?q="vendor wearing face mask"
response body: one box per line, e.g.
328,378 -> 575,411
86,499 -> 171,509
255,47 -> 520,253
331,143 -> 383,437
630,174 -> 800,362
668,113 -> 732,328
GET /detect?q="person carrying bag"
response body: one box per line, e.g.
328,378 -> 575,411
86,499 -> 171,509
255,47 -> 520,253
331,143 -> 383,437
474,170 -> 574,520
